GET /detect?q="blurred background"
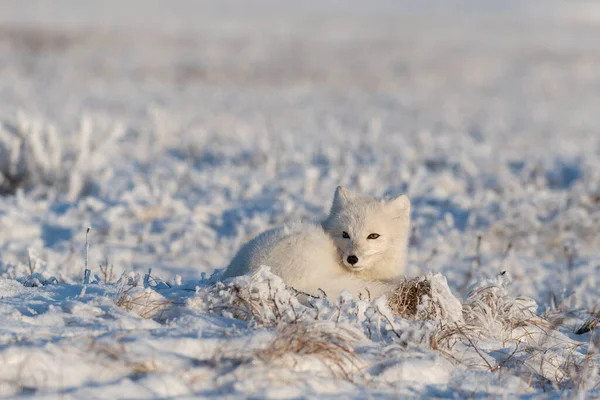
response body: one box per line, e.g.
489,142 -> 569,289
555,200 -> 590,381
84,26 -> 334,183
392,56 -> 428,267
0,1 -> 599,309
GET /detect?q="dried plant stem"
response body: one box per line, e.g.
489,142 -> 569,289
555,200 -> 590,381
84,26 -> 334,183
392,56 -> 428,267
83,227 -> 91,284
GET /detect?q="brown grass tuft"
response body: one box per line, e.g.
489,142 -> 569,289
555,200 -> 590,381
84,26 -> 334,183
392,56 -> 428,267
387,277 -> 435,320
255,322 -> 362,382
116,285 -> 171,319
89,339 -> 159,376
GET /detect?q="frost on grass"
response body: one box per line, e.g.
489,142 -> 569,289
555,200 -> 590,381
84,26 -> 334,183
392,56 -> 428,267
2,255 -> 598,397
191,266 -> 306,325
115,282 -> 172,320
254,322 -> 365,382
1,265 -> 599,397
461,272 -> 538,341
429,271 -> 600,392
2,2 -> 600,398
189,266 -> 437,347
0,113 -> 124,199
188,267 -> 600,393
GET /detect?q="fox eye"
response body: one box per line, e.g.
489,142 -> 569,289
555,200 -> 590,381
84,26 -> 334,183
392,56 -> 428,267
342,231 -> 350,239
367,233 -> 380,240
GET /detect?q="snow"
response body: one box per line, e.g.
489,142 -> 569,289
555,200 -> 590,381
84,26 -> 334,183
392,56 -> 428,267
1,0 -> 600,398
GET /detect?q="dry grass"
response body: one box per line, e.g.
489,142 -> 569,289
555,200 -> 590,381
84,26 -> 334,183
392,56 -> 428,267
205,270 -> 306,326
206,268 -> 600,394
99,257 -> 116,284
116,285 -> 171,319
386,274 -> 463,324
89,339 -> 159,377
571,330 -> 600,395
254,322 -> 362,382
225,283 -> 283,324
387,277 -> 435,320
429,278 -> 600,394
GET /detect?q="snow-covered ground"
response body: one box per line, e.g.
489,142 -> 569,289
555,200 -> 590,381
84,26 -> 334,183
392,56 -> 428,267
1,1 -> 600,398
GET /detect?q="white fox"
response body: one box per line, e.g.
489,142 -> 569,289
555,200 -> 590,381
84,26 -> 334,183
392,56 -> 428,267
222,186 -> 411,299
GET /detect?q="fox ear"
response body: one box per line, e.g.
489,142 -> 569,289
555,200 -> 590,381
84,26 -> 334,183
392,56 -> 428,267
388,194 -> 411,217
331,186 -> 356,211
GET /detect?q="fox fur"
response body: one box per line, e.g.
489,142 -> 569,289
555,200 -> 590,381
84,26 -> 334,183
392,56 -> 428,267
222,186 -> 411,299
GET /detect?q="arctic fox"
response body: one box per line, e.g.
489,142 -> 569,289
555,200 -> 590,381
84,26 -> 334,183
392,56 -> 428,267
222,186 -> 411,299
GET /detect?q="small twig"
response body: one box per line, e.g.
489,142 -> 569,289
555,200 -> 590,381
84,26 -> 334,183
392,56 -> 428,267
456,323 -> 496,372
335,298 -> 345,323
289,298 -> 298,321
550,291 -> 560,311
309,300 -> 321,320
27,251 -> 36,275
85,227 -> 91,269
495,342 -> 521,372
376,307 -> 401,339
288,286 -> 321,300
99,256 -> 115,283
475,235 -> 482,268
267,279 -> 281,320
83,227 -> 91,284
288,298 -> 306,323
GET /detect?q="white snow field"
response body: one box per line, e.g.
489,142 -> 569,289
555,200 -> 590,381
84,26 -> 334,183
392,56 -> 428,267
1,1 -> 600,398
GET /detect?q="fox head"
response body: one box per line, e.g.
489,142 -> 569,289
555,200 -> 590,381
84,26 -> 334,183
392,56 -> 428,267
322,186 -> 411,277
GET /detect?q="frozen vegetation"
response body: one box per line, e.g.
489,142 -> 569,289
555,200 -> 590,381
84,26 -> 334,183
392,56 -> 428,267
1,1 -> 600,398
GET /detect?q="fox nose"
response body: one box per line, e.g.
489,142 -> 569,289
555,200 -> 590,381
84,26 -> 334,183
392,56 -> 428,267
347,255 -> 359,265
